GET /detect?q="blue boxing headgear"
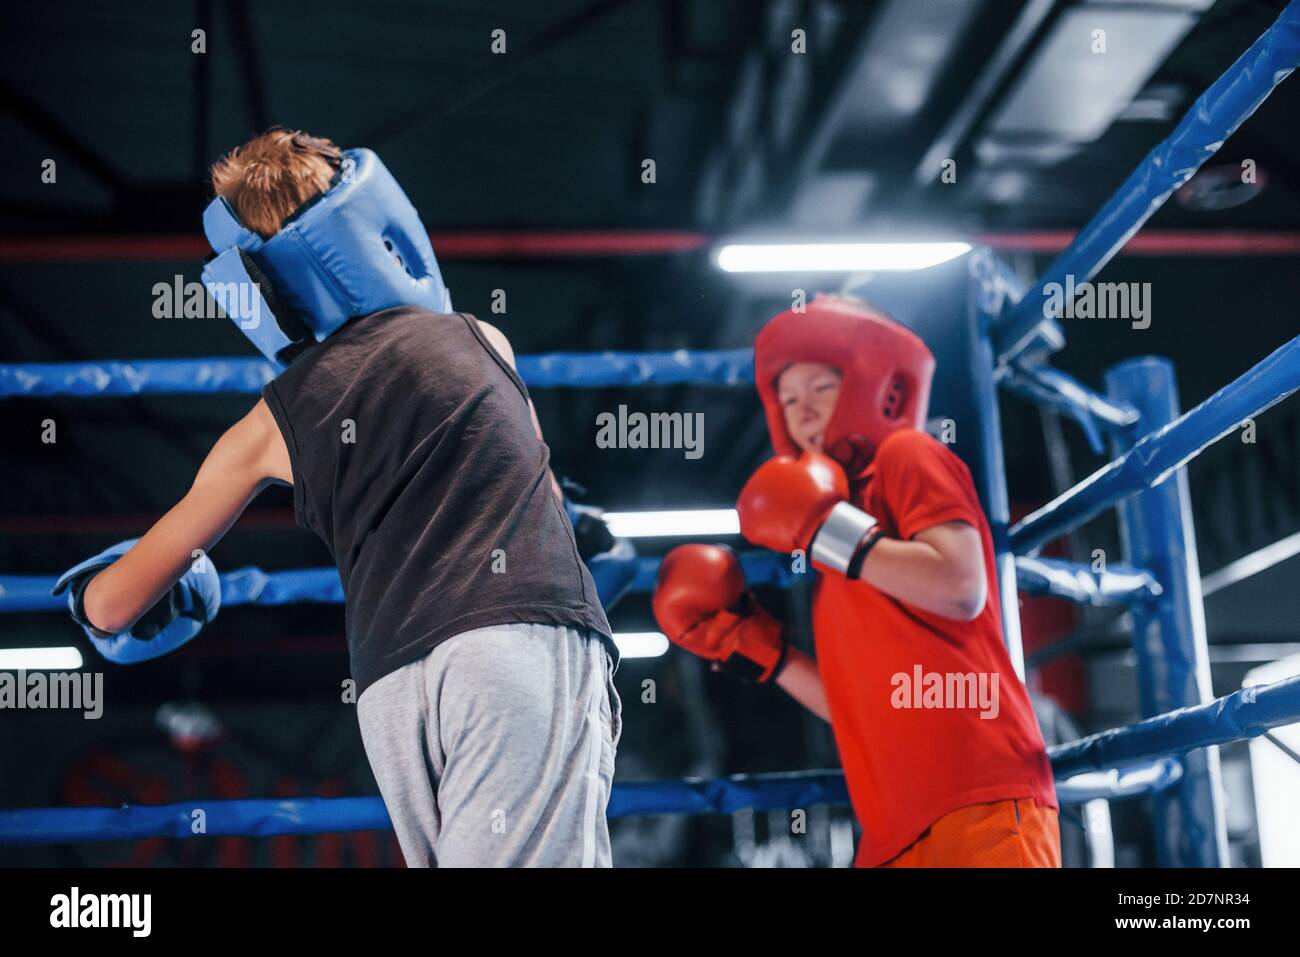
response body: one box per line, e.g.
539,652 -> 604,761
201,148 -> 452,368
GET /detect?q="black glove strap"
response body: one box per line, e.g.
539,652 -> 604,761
718,630 -> 789,685
718,652 -> 764,683
69,575 -> 115,639
846,529 -> 885,581
766,633 -> 791,684
572,512 -> 616,561
131,587 -> 182,640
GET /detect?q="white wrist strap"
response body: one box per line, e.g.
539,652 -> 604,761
810,501 -> 879,574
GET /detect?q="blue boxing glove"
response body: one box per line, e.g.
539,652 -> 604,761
564,499 -> 639,610
564,499 -> 616,561
51,540 -> 221,665
587,540 -> 639,611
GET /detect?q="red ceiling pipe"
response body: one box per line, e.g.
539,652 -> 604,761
3,229 -> 1300,262
0,231 -> 712,262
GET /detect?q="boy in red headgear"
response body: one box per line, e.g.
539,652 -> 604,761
654,295 -> 1059,867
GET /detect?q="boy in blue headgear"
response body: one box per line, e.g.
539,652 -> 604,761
54,129 -> 621,867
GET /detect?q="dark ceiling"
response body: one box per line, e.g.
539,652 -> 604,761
3,0 -> 1297,233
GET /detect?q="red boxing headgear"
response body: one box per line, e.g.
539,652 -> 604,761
754,295 -> 935,475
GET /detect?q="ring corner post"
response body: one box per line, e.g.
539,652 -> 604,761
1105,357 -> 1230,868
968,251 -> 1026,678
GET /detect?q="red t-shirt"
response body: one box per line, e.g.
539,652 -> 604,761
812,429 -> 1057,867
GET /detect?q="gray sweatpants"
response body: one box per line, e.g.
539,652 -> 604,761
357,623 -> 621,867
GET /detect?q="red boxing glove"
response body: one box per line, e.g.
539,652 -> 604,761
737,452 -> 882,577
736,452 -> 849,553
652,544 -> 787,683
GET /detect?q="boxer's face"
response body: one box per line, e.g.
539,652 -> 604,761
776,362 -> 842,453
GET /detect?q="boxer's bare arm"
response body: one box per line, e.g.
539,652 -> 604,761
774,649 -> 831,722
775,528 -> 985,716
477,319 -> 565,501
857,521 -> 987,622
82,401 -> 289,633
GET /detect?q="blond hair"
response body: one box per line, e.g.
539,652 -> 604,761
210,128 -> 342,239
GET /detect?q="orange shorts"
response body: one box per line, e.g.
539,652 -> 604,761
879,798 -> 1061,868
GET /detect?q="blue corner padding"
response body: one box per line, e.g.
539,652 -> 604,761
1049,675 -> 1300,778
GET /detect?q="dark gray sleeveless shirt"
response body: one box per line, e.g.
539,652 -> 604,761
262,307 -> 611,696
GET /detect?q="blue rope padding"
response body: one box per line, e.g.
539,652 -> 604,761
607,771 -> 849,819
0,798 -> 391,846
4,554 -> 796,615
1015,556 -> 1162,606
0,350 -> 755,398
1053,757 -> 1183,805
0,576 -> 73,613
3,678 -> 1293,844
1,567 -> 347,614
0,758 -> 1188,845
218,567 -> 344,606
0,358 -> 276,398
519,349 -> 754,388
1010,332 -> 1300,555
1048,674 -> 1300,778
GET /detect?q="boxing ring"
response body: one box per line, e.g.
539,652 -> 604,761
3,2 -> 1300,866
